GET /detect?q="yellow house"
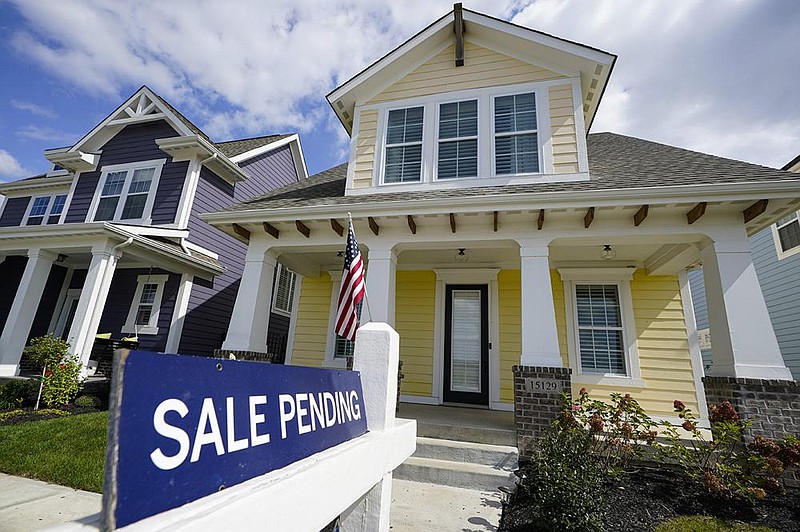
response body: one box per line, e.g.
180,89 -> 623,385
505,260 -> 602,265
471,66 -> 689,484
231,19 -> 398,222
204,6 -> 799,450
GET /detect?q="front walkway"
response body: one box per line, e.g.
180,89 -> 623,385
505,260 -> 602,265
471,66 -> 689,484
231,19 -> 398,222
0,473 -> 101,531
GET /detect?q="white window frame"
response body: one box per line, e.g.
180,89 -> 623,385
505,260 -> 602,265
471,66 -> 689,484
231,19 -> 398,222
122,274 -> 169,335
433,98 -> 480,181
22,194 -> 69,226
771,210 -> 800,260
271,263 -> 297,316
324,271 -> 350,369
86,158 -> 165,224
559,268 -> 644,387
371,80 -> 559,191
490,89 -> 542,177
381,106 -> 426,185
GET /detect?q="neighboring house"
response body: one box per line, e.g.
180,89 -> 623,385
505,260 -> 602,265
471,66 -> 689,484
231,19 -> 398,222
689,154 -> 800,380
0,86 -> 305,377
202,6 -> 798,433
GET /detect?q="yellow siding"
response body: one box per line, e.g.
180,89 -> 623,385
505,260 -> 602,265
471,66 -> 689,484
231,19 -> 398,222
290,273 -> 331,368
369,41 -> 566,104
549,84 -> 580,174
353,109 -> 378,189
570,271 -> 699,418
395,271 -> 436,397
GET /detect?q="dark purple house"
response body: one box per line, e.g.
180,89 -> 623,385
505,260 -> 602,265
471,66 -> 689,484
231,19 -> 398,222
0,86 -> 305,377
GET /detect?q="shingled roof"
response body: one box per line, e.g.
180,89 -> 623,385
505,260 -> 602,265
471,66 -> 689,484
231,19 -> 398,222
214,134 -> 294,158
220,133 -> 800,212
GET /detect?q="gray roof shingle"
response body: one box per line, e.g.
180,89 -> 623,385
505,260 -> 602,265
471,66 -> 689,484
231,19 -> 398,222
220,133 -> 800,212
214,134 -> 294,158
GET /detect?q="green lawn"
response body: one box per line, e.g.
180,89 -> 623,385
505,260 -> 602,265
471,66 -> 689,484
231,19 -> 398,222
655,516 -> 775,532
0,411 -> 107,492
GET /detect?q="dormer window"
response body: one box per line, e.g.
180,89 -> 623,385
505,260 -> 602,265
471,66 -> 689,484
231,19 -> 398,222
24,194 -> 68,226
87,159 -> 165,223
494,92 -> 539,175
437,100 -> 478,179
384,107 -> 424,183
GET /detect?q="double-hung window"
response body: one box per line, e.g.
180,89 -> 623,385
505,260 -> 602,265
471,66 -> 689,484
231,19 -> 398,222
437,100 -> 478,179
384,107 -> 424,183
122,274 -> 169,335
774,212 -> 800,255
333,301 -> 363,361
494,92 -> 539,175
272,264 -> 297,315
24,194 -> 68,226
90,159 -> 164,223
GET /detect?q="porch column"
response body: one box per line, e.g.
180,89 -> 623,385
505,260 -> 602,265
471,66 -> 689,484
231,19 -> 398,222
164,273 -> 194,353
0,249 -> 56,376
518,240 -> 562,367
66,243 -> 120,367
701,234 -> 792,380
362,245 -> 397,327
222,239 -> 277,353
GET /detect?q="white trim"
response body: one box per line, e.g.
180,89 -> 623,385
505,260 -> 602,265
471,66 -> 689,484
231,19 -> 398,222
771,210 -> 800,260
53,288 -> 81,340
283,275 -> 303,365
48,267 -> 75,333
174,156 -> 202,229
0,175 -> 73,195
21,193 -> 69,226
490,401 -> 514,412
121,274 -> 169,335
679,269 -> 710,423
323,271 -> 348,369
433,97 -> 480,181
85,159 -> 166,224
572,77 -> 590,169
399,394 -> 439,406
271,263 -> 297,316
561,270 -> 644,387
164,273 -> 193,353
182,240 -> 220,260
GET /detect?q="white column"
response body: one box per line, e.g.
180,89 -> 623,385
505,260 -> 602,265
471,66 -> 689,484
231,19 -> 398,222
518,240 -> 562,367
701,234 -> 792,380
362,245 -> 397,327
0,249 -> 56,376
222,239 -> 277,352
66,244 -> 119,367
165,274 -> 194,353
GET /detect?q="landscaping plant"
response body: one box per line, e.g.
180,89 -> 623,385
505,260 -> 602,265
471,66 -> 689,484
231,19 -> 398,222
23,334 -> 84,409
0,378 -> 36,409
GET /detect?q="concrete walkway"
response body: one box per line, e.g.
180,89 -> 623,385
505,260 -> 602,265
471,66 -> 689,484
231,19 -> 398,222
0,474 -> 501,531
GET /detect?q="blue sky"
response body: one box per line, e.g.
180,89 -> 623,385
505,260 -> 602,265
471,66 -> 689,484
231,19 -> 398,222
1,0 -> 799,182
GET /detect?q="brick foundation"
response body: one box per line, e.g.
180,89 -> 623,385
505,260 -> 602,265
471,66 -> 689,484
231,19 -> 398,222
212,349 -> 282,364
513,365 -> 571,460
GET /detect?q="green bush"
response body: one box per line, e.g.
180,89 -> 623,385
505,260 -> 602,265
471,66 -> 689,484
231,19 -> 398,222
74,395 -> 102,410
519,427 -> 607,532
24,335 -> 84,409
0,409 -> 25,423
0,379 -> 36,409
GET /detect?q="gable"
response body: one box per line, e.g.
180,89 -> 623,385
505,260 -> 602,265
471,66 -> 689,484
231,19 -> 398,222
368,41 -> 566,105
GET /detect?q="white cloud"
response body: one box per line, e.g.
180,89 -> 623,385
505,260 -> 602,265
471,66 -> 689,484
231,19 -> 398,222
10,99 -> 57,119
17,125 -> 75,143
0,149 -> 30,180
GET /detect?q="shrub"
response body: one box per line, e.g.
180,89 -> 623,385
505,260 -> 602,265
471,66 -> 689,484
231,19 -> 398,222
0,379 -> 36,409
0,409 -> 25,423
74,395 -> 102,410
519,427 -> 607,532
23,335 -> 84,409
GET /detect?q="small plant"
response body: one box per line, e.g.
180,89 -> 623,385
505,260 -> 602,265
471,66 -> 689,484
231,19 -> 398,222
74,395 -> 102,410
0,409 -> 25,423
23,335 -> 84,409
0,379 -> 36,409
556,388 -> 658,476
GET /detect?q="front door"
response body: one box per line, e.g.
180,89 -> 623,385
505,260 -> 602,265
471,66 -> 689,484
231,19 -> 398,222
54,289 -> 81,340
443,285 -> 489,405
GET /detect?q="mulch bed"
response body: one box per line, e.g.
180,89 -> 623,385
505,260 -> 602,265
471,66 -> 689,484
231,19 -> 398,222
500,467 -> 800,532
0,407 -> 104,426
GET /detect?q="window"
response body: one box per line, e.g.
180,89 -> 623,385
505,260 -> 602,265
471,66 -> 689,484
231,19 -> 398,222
437,100 -> 478,179
333,301 -> 363,360
494,92 -> 539,175
384,107 -> 424,183
122,274 -> 169,335
574,284 -> 625,374
89,159 -> 165,223
24,194 -> 68,226
272,264 -> 297,314
775,212 -> 800,253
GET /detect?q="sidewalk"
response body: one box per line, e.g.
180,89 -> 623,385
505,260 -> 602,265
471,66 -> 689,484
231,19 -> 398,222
0,474 -> 500,531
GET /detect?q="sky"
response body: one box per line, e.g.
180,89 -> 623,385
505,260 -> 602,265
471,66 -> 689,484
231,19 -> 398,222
0,0 -> 798,183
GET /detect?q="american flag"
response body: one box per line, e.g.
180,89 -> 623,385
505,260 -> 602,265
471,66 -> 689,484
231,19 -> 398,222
335,221 -> 365,342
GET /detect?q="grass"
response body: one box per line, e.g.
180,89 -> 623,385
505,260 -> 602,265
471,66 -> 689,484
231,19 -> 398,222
655,516 -> 776,532
0,411 -> 107,492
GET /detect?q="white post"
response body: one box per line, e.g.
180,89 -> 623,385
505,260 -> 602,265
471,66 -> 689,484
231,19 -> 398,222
164,274 -> 194,353
0,249 -> 55,376
362,246 -> 397,327
66,244 -> 116,366
701,235 -> 792,380
339,322 -> 400,532
222,239 -> 277,352
518,240 -> 562,367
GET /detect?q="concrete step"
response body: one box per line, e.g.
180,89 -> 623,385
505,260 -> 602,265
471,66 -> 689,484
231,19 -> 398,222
416,420 -> 516,446
395,456 -> 516,492
414,437 -> 518,470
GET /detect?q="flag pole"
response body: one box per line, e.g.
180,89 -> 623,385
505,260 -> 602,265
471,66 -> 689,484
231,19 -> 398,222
348,212 -> 373,324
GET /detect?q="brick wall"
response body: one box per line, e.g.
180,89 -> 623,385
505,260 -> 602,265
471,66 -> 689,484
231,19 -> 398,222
212,349 -> 281,363
513,365 -> 572,460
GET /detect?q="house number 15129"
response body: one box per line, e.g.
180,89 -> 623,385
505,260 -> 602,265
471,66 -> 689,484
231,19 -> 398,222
524,378 -> 562,392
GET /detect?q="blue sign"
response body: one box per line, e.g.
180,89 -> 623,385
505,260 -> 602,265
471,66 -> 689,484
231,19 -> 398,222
104,351 -> 367,529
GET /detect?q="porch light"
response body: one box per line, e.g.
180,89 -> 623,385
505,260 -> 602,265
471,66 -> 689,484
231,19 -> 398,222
455,248 -> 469,263
600,245 -> 617,261
56,254 -> 68,263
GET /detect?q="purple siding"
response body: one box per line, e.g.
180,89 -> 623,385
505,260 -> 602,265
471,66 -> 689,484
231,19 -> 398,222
235,144 -> 299,201
64,121 -> 183,224
0,197 -> 30,227
70,269 -> 87,289
0,256 -> 27,331
96,268 -> 180,352
28,264 -> 68,341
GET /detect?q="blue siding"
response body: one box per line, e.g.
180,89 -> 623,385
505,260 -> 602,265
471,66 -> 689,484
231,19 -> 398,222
750,227 -> 800,380
235,144 -> 299,201
0,197 -> 30,227
0,256 -> 27,331
28,265 -> 68,341
64,121 -> 183,224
